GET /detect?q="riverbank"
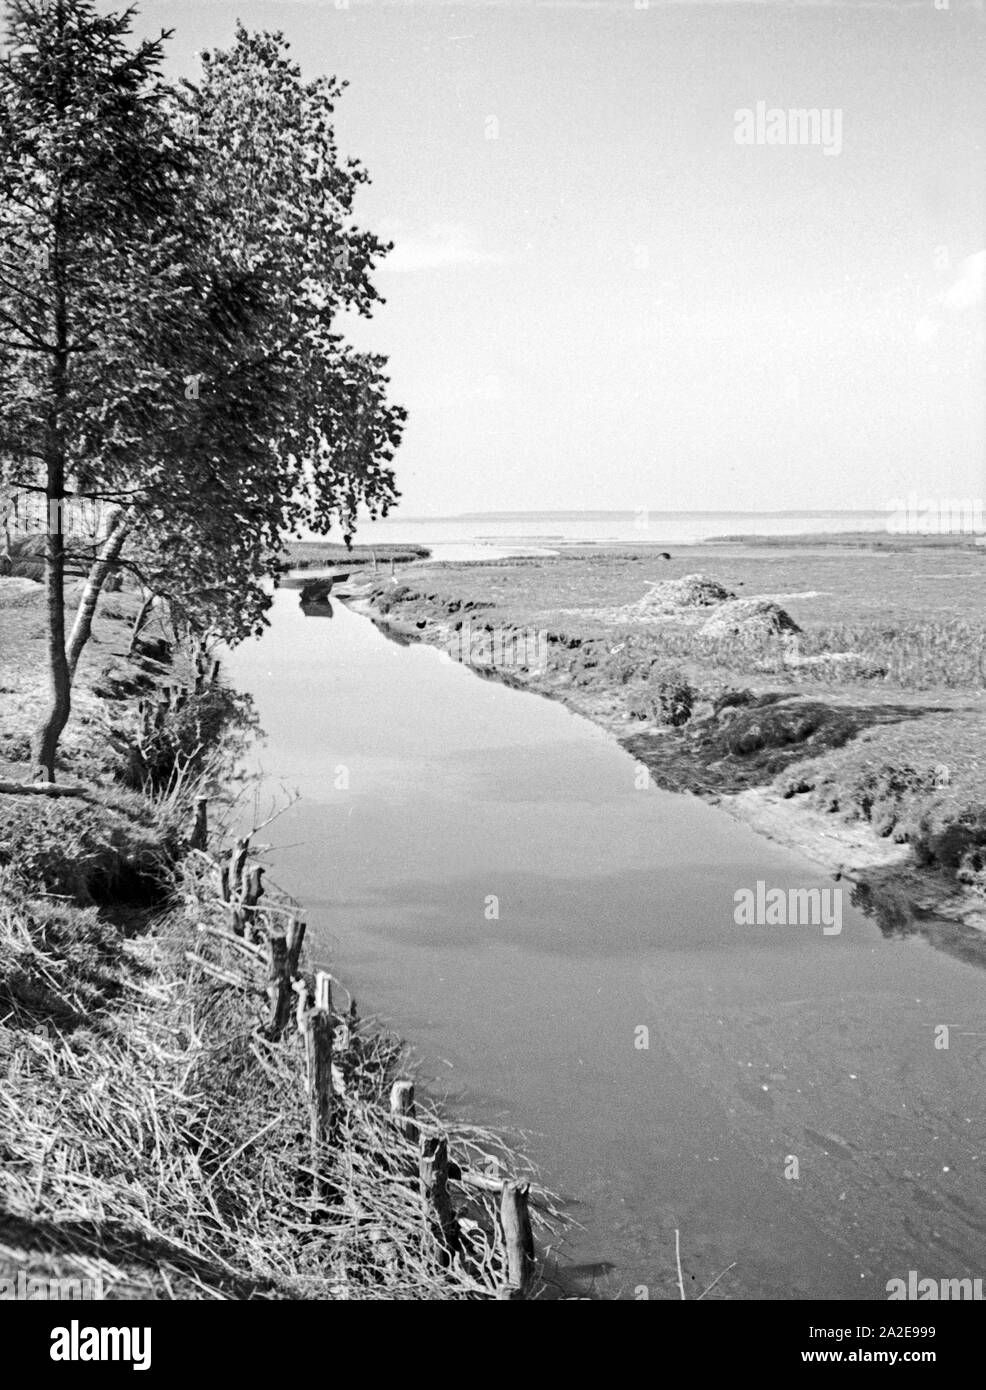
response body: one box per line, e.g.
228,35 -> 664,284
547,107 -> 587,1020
0,579 -> 553,1299
337,537 -> 986,964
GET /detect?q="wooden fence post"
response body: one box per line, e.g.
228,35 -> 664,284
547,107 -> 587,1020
261,920 -> 306,1039
242,864 -> 264,938
496,1181 -> 534,1299
390,1081 -> 418,1147
419,1135 -> 460,1262
229,838 -> 249,898
265,931 -> 292,1038
286,918 -> 307,977
226,838 -> 252,937
305,971 -> 334,1156
190,795 -> 208,851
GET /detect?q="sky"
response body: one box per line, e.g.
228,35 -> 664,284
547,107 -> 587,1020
117,0 -> 984,516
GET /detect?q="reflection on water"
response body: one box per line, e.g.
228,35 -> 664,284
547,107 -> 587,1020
300,597 -> 334,620
225,591 -> 986,1300
847,870 -> 986,972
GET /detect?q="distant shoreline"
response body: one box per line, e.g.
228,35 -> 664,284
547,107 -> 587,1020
375,509 -> 894,522
284,532 -> 986,568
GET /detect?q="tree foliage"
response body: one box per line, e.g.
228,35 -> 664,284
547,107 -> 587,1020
0,2 -> 405,775
123,25 -> 406,642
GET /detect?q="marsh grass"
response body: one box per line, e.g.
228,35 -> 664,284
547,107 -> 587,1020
365,545 -> 986,691
800,620 -> 986,690
559,620 -> 986,693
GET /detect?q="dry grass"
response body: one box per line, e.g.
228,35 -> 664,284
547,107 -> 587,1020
0,852 -> 562,1300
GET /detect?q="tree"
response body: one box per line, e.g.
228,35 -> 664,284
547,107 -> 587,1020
0,0 -> 196,779
1,6 -> 405,780
106,25 -> 406,649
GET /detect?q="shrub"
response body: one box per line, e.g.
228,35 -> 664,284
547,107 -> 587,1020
119,685 -> 257,795
627,666 -> 695,726
651,669 -> 695,727
0,795 -> 173,901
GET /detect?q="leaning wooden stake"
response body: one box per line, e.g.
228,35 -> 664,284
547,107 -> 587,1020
419,1135 -> 460,1262
227,839 -> 249,935
390,1081 -> 419,1147
128,593 -> 154,654
496,1181 -> 535,1300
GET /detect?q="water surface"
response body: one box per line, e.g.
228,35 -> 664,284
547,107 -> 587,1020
225,590 -> 986,1300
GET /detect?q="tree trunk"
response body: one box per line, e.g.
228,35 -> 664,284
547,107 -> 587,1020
0,511 -> 12,575
31,134 -> 70,785
31,469 -> 71,783
66,506 -> 131,678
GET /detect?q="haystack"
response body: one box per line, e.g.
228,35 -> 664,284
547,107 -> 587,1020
623,573 -> 734,620
698,597 -> 801,640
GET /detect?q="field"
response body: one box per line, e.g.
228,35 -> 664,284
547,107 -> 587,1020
388,539 -> 984,634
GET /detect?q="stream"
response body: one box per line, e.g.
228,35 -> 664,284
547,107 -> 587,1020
224,585 -> 986,1300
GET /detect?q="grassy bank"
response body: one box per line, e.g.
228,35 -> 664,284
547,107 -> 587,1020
0,577 -> 554,1300
280,540 -> 431,571
342,538 -> 986,957
707,531 -> 986,551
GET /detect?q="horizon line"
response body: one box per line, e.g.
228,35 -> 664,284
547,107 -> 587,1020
371,507 -> 895,521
